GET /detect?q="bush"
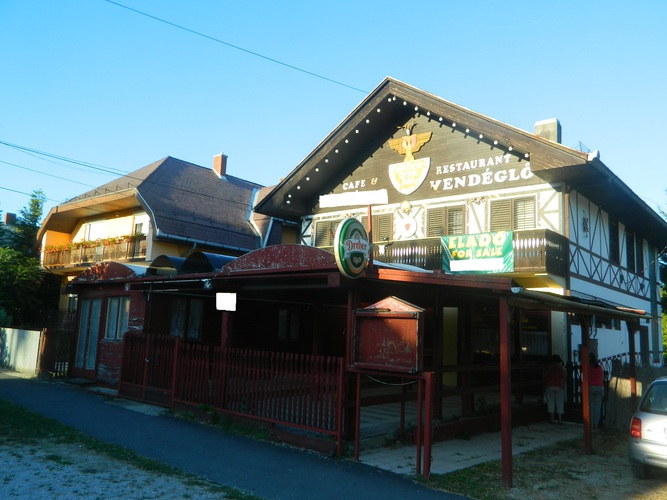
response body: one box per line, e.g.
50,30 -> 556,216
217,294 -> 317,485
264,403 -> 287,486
0,307 -> 12,327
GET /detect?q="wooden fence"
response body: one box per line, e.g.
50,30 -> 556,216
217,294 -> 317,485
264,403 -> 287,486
119,334 -> 344,445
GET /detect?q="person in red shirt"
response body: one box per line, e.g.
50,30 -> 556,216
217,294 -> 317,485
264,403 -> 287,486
545,354 -> 566,424
589,352 -> 604,429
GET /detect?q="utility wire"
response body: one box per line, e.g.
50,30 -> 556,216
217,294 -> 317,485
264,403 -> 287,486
0,140 -> 129,177
103,0 -> 368,95
0,159 -> 97,189
0,140 -> 260,214
0,185 -> 61,205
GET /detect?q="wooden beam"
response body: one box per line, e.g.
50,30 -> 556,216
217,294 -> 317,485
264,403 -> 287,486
499,296 -> 512,488
579,314 -> 592,454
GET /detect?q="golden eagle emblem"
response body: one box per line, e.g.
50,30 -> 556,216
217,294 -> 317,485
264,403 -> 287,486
388,123 -> 432,162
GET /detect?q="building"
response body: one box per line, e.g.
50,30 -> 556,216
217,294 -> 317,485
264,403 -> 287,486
59,78 -> 666,480
37,154 -> 290,382
256,77 -> 667,369
38,154 -> 286,305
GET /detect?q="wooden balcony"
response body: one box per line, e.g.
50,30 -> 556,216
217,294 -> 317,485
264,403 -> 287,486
322,229 -> 569,277
42,236 -> 147,269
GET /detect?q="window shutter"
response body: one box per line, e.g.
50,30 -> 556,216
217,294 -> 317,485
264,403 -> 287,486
490,199 -> 512,231
636,238 -> 644,275
447,207 -> 464,235
428,206 -> 464,236
514,197 -> 535,230
361,214 -> 393,242
314,220 -> 340,247
626,231 -> 636,273
427,208 -> 445,237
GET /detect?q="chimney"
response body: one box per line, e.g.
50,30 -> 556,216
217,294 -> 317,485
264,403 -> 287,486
534,118 -> 561,144
213,153 -> 228,178
3,212 -> 16,226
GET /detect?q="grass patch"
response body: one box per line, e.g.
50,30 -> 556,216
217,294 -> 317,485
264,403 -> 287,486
421,429 -> 627,499
0,399 -> 260,500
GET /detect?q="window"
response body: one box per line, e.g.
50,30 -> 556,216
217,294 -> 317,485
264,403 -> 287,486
187,300 -> 203,340
427,206 -> 465,237
278,308 -> 300,341
170,298 -> 204,341
490,197 -> 535,231
105,296 -> 130,340
609,219 -> 619,264
360,213 -> 393,242
75,298 -> 101,370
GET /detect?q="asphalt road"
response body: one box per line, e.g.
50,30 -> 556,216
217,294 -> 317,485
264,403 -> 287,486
0,371 -> 465,499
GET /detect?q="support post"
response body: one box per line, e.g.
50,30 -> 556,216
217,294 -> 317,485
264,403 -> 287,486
416,378 -> 423,476
628,320 -> 638,413
220,311 -> 230,347
580,314 -> 592,454
366,205 -> 373,270
499,296 -> 512,488
354,372 -> 361,460
423,371 -> 434,479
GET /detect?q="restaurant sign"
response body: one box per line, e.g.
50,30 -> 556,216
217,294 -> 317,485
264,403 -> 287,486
334,218 -> 370,279
441,231 -> 514,274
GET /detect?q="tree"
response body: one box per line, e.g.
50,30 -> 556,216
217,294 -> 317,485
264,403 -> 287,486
0,210 -> 13,248
11,189 -> 46,257
0,191 -> 59,327
0,247 -> 43,326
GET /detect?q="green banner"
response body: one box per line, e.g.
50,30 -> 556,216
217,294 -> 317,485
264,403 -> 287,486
441,231 -> 514,274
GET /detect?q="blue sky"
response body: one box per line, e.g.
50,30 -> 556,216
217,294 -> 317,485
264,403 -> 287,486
1,1 -> 666,221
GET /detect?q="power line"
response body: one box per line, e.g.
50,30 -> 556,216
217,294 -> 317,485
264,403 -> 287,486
1,139 -> 262,214
103,0 -> 369,95
0,159 -> 97,189
0,140 -> 129,177
0,186 -> 61,205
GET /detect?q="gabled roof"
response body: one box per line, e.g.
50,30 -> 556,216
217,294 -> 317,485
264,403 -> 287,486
39,156 -> 264,252
255,77 -> 667,249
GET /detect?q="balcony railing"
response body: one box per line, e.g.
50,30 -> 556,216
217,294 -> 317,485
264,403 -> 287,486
43,236 -> 147,268
320,229 -> 569,276
512,229 -> 568,276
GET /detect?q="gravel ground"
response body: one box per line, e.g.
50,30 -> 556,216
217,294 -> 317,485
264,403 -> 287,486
0,441 -> 228,499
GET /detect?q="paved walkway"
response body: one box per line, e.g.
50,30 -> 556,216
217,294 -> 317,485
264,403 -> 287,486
360,420 -> 582,475
0,370 -> 584,498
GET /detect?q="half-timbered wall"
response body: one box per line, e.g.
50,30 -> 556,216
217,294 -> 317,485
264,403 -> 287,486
568,190 -> 660,363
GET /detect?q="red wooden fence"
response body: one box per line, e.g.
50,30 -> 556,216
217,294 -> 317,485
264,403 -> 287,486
119,334 -> 344,446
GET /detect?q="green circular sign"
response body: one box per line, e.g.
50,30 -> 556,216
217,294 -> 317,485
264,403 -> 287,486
334,218 -> 370,279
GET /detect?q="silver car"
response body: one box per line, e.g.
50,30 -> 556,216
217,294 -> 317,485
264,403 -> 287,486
628,377 -> 667,478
